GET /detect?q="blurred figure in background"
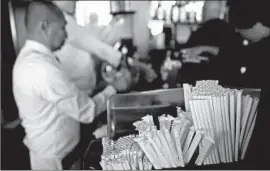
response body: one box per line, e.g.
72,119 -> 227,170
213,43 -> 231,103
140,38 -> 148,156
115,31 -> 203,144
228,2 -> 270,167
13,1 -> 132,169
184,1 -> 270,167
179,1 -> 244,85
53,1 -> 156,94
202,1 -> 226,22
52,1 -> 123,94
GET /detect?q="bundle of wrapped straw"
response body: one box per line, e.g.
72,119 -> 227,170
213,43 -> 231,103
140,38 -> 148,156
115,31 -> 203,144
100,135 -> 152,170
100,80 -> 259,169
101,112 -> 210,170
132,113 -> 216,169
184,80 -> 259,165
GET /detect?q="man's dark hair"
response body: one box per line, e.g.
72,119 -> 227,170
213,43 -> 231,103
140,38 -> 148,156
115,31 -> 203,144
228,1 -> 270,29
25,1 -> 64,32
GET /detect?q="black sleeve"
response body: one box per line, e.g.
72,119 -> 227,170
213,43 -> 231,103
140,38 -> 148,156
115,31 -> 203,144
185,19 -> 240,48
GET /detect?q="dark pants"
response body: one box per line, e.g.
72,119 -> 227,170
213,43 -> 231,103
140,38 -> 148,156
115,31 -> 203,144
1,125 -> 31,170
62,112 -> 106,170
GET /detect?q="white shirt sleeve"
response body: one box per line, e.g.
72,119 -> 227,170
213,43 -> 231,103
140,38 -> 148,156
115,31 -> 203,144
92,85 -> 117,115
33,62 -> 101,124
63,13 -> 122,67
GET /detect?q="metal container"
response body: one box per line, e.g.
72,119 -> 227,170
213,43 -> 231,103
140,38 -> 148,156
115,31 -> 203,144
106,88 -> 260,139
107,88 -> 185,139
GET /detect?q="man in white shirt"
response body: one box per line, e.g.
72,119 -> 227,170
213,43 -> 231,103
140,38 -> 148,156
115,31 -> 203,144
53,1 -> 157,93
52,1 -> 124,94
12,2 -> 131,170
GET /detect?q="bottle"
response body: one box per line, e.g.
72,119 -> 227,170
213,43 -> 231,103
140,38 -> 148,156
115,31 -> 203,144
179,1 -> 187,23
170,1 -> 181,23
161,50 -> 172,81
120,46 -> 131,70
155,1 -> 166,20
164,50 -> 172,70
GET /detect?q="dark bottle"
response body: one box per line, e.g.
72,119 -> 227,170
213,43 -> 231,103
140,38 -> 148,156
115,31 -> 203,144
119,45 -> 131,70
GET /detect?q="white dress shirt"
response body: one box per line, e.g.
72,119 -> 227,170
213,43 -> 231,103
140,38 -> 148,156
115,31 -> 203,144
55,42 -> 97,94
58,12 -> 122,67
54,12 -> 122,94
13,40 -> 116,162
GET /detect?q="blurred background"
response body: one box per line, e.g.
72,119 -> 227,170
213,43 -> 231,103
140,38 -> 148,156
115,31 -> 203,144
2,1 -> 263,169
74,1 -> 228,57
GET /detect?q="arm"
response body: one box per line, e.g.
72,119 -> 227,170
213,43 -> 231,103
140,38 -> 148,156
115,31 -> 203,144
181,46 -> 220,57
63,13 -> 122,67
91,85 -> 116,115
39,64 -> 114,124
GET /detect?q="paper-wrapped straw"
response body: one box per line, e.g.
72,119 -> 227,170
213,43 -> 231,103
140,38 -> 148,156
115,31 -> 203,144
193,100 -> 215,164
241,114 -> 257,160
183,83 -> 192,112
204,95 -> 221,164
223,94 -> 233,163
132,152 -> 138,170
239,95 -> 253,149
235,90 -> 243,161
183,126 -> 196,155
144,141 -> 162,169
159,114 -> 174,131
195,136 -> 215,166
138,152 -> 144,170
124,155 -> 131,170
200,98 -> 221,164
137,139 -> 161,169
148,135 -> 170,168
152,132 -> 171,168
163,128 -> 181,167
179,121 -> 192,148
142,115 -> 155,126
212,96 -> 226,163
157,130 -> 176,167
199,98 -> 216,164
218,95 -> 228,163
171,123 -> 185,167
190,97 -> 212,165
184,130 -> 204,164
100,160 -> 107,170
229,91 -> 236,160
242,98 -> 259,151
189,100 -> 201,130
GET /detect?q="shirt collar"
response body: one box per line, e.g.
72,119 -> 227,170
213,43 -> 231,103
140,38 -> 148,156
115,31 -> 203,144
24,39 -> 53,57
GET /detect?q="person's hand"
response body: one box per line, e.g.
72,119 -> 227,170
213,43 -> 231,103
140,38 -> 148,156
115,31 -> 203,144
93,124 -> 108,139
110,68 -> 132,92
180,46 -> 219,63
182,55 -> 209,64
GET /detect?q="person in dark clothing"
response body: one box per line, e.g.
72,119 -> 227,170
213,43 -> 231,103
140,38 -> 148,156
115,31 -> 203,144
227,2 -> 270,167
180,4 -> 269,89
179,17 -> 245,85
181,1 -> 270,168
